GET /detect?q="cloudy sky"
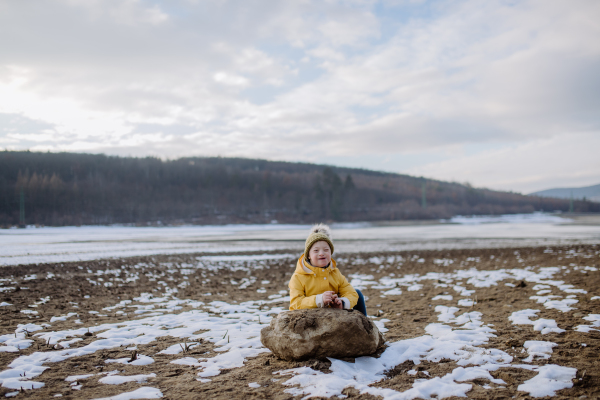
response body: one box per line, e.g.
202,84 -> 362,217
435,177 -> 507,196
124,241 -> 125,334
1,0 -> 599,194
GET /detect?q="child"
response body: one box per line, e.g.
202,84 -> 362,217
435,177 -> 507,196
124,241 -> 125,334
289,224 -> 367,315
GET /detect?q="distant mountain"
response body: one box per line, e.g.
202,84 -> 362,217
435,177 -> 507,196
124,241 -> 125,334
530,183 -> 600,202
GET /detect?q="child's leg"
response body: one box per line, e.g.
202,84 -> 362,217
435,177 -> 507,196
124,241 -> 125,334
353,289 -> 367,316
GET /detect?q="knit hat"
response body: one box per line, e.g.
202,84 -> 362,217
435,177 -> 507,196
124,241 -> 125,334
304,223 -> 334,257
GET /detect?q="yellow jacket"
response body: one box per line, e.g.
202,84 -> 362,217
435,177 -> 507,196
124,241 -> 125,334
289,255 -> 359,310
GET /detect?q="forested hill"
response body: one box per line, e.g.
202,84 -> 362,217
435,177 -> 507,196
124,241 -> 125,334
1,151 -> 597,227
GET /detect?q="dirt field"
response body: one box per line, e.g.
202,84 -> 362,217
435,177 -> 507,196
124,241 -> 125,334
0,244 -> 598,399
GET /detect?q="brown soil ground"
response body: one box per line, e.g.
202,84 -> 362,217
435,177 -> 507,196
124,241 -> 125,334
0,244 -> 599,400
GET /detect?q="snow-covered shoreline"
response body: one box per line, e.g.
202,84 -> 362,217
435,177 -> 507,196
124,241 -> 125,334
2,215 -> 599,266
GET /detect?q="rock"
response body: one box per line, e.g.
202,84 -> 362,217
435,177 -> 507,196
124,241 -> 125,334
260,308 -> 385,361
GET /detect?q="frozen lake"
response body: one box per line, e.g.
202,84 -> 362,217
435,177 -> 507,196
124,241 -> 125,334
1,214 -> 599,266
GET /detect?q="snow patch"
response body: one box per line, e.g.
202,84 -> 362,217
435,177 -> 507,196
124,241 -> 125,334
92,387 -> 163,399
523,341 -> 556,362
99,374 -> 156,385
517,365 -> 576,397
508,310 -> 565,334
574,314 -> 600,333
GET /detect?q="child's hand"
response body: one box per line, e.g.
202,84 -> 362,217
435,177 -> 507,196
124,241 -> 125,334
323,291 -> 343,309
322,291 -> 336,306
331,297 -> 343,309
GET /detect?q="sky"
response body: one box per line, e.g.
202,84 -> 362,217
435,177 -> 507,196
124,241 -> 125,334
1,0 -> 599,194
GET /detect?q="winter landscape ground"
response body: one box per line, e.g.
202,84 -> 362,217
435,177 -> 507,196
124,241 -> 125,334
0,217 -> 599,399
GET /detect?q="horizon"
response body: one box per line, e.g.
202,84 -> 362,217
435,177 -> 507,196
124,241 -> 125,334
1,0 -> 599,194
7,149 -> 598,195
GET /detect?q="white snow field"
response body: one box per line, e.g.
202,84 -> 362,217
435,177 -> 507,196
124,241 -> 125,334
1,251 -> 597,399
2,213 -> 600,266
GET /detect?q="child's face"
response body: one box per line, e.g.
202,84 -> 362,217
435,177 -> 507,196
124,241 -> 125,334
308,241 -> 332,267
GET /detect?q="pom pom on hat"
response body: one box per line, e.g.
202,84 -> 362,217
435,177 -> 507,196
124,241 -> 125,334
305,223 -> 334,257
310,223 -> 331,237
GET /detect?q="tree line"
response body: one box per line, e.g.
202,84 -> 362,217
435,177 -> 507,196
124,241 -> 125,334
1,151 -> 597,227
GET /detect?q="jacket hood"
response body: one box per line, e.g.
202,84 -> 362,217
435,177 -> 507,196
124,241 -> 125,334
294,254 -> 337,275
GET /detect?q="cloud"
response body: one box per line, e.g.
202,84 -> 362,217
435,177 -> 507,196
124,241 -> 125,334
0,0 -> 599,192
213,72 -> 250,87
406,132 -> 600,193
